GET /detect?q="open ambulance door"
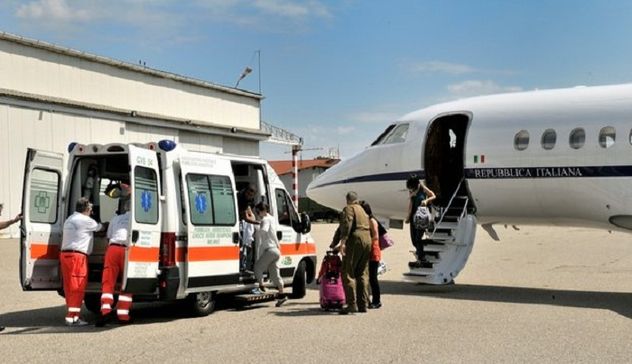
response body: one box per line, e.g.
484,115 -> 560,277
179,154 -> 240,290
20,148 -> 64,290
123,145 -> 162,294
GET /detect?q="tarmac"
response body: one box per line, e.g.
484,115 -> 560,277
1,223 -> 631,363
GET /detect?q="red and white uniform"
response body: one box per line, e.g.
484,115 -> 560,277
60,212 -> 102,324
101,211 -> 132,321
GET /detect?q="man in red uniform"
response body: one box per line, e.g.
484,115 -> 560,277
60,197 -> 105,326
0,203 -> 21,332
98,185 -> 132,326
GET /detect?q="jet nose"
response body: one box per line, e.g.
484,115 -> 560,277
306,162 -> 347,211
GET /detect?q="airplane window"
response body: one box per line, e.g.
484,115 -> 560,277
599,126 -> 616,148
380,123 -> 409,144
569,128 -> 585,149
371,124 -> 395,146
541,129 -> 556,150
514,130 -> 529,151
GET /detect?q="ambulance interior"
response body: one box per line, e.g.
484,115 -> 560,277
67,155 -> 130,289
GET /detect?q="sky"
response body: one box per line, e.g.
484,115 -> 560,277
2,0 -> 632,160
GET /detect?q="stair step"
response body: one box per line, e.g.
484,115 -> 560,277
435,221 -> 459,229
424,243 -> 448,252
234,293 -> 277,303
403,268 -> 436,276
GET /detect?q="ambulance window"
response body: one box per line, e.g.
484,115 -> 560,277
599,126 -> 616,148
29,168 -> 60,223
186,174 -> 236,226
134,166 -> 159,224
275,189 -> 298,228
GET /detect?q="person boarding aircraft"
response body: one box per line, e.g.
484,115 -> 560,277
307,83 -> 632,284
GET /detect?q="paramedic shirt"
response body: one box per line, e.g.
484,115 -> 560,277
61,212 -> 103,254
107,211 -> 130,245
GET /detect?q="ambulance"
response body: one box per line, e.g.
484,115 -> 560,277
21,140 -> 317,316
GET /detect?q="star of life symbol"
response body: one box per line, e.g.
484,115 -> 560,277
140,190 -> 152,212
195,193 -> 208,214
34,191 -> 50,214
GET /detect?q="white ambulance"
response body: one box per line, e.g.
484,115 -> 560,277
21,140 -> 317,316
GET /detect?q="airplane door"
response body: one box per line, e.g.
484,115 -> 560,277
20,148 -> 64,290
179,155 -> 240,289
123,145 -> 162,293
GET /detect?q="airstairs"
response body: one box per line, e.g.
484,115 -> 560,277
403,179 -> 477,284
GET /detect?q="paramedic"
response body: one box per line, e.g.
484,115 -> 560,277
253,202 -> 288,307
0,203 -> 21,332
60,197 -> 106,326
238,184 -> 259,271
98,188 -> 133,326
335,191 -> 372,314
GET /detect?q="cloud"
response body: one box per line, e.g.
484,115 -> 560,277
407,61 -> 478,75
254,0 -> 331,19
336,126 -> 355,134
347,111 -> 401,123
447,80 -> 522,97
16,0 -> 93,22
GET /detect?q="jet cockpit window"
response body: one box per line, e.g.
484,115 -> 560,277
599,126 -> 616,148
371,124 -> 395,146
514,130 -> 529,151
376,123 -> 409,145
541,129 -> 557,150
569,128 -> 585,149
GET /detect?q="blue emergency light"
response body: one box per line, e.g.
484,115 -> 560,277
158,140 -> 177,152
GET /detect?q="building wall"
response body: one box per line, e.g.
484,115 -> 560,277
278,167 -> 325,199
0,34 -> 263,238
0,36 -> 260,130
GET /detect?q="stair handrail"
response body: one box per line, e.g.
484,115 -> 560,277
430,177 -> 466,237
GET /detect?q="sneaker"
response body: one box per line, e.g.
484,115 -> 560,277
251,287 -> 264,295
65,317 -> 89,327
368,303 -> 382,309
338,306 -> 358,315
275,297 -> 288,307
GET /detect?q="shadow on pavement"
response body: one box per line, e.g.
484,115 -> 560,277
379,280 -> 632,319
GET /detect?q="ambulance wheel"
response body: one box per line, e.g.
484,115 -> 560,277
188,291 -> 216,316
84,293 -> 101,315
290,261 -> 307,299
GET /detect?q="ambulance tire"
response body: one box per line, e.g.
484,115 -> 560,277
84,293 -> 102,315
290,261 -> 307,299
188,291 -> 216,316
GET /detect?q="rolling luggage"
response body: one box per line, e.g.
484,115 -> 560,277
317,250 -> 345,310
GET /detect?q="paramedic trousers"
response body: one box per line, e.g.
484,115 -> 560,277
341,232 -> 371,310
100,245 -> 133,322
60,252 -> 88,321
254,247 -> 283,290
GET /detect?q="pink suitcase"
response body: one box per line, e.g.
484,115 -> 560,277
318,252 -> 346,310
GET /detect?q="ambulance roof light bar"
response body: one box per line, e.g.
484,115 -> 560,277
158,140 -> 177,152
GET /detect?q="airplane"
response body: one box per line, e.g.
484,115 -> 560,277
306,83 -> 632,284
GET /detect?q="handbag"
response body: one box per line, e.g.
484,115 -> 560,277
379,233 -> 394,250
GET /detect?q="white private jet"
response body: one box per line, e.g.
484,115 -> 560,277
306,83 -> 632,284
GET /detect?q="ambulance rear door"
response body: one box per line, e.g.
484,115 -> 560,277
124,145 -> 162,294
21,148 -> 64,290
179,153 -> 240,291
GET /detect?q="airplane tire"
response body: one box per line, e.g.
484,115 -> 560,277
290,261 -> 307,299
188,291 -> 216,316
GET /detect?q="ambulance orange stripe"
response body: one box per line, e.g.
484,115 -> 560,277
186,246 -> 240,261
128,246 -> 159,262
280,243 -> 316,256
30,243 -> 60,260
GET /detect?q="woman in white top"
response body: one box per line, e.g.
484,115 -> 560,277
253,202 -> 287,307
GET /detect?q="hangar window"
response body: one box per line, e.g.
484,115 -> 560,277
541,129 -> 556,150
514,130 -> 529,151
569,128 -> 585,149
599,126 -> 616,148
